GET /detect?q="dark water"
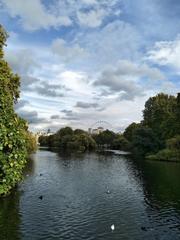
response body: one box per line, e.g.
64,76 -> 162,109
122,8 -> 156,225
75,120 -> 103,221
0,150 -> 180,240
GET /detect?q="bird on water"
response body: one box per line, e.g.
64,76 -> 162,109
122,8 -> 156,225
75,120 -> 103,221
111,224 -> 115,231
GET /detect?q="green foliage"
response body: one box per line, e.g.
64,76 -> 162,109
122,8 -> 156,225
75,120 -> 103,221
40,127 -> 132,152
57,127 -> 74,138
0,25 -> 35,196
166,135 -> 180,150
74,129 -> 85,135
25,131 -> 38,154
147,149 -> 180,162
123,122 -> 141,142
60,134 -> 74,150
132,127 -> 160,156
38,135 -> 49,146
92,130 -> 116,147
73,133 -> 97,151
143,93 -> 177,140
124,92 -> 180,160
147,135 -> 180,162
39,127 -> 97,152
112,134 -> 131,151
0,25 -> 8,58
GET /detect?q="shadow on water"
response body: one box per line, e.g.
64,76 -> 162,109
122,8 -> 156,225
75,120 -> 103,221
130,156 -> 180,210
0,192 -> 21,240
0,154 -> 35,240
127,156 -> 180,237
23,154 -> 36,177
0,149 -> 180,239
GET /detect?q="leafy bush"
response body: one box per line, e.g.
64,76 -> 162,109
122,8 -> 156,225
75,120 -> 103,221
147,135 -> 180,162
166,135 -> 180,150
112,135 -> 131,151
73,133 -> 97,151
123,122 -> 141,142
132,127 -> 160,156
39,128 -> 97,152
0,25 -> 34,196
147,149 -> 180,162
92,130 -> 116,147
25,131 -> 38,154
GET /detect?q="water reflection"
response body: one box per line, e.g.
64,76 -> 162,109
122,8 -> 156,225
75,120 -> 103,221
0,150 -> 179,240
0,155 -> 35,240
130,157 -> 180,238
0,192 -> 21,240
132,158 -> 180,209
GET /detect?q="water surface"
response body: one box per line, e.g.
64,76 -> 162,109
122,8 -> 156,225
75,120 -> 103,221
0,149 -> 180,239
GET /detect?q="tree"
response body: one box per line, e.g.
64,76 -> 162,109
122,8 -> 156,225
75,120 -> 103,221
39,135 -> 49,146
39,127 -> 97,152
112,135 -> 130,151
147,135 -> 180,161
123,122 -> 141,142
166,135 -> 180,150
132,127 -> 160,156
93,130 -> 116,147
57,127 -> 73,138
73,133 -> 97,151
175,93 -> 180,134
143,93 -> 177,141
25,131 -> 37,153
74,129 -> 85,135
0,25 -> 28,195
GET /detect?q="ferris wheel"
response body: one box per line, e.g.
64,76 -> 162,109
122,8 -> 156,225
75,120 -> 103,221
90,120 -> 113,131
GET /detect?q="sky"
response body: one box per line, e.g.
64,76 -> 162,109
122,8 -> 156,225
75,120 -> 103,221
0,0 -> 180,133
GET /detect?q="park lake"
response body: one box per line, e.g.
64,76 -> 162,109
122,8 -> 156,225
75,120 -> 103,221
0,149 -> 180,240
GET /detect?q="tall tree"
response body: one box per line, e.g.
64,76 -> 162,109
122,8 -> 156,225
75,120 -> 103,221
0,25 -> 28,195
143,93 -> 177,141
175,93 -> 180,134
123,122 -> 141,142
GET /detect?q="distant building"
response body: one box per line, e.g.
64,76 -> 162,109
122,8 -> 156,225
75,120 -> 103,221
88,128 -> 92,134
37,130 -> 54,137
91,127 -> 104,135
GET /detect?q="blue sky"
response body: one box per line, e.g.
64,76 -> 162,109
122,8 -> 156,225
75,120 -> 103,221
0,0 -> 179,132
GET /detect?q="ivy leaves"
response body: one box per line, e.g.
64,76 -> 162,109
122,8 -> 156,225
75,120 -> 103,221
0,25 -> 28,196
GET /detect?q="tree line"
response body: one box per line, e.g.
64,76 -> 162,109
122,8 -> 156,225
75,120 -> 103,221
39,125 -> 133,152
40,92 -> 180,162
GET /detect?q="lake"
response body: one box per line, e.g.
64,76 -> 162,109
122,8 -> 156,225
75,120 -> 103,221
0,149 -> 180,240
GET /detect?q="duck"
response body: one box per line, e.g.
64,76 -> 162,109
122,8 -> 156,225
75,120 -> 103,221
111,224 -> 115,231
39,195 -> 43,200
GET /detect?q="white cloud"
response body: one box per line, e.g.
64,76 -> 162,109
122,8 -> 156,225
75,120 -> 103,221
18,109 -> 48,124
113,60 -> 165,81
76,0 -> 120,28
81,0 -> 98,4
1,0 -> 72,31
14,99 -> 29,110
94,60 -> 166,100
5,48 -> 38,74
77,20 -> 142,69
147,35 -> 180,71
36,81 -> 66,97
77,9 -> 107,28
51,38 -> 86,62
5,40 -> 170,132
1,0 -> 120,31
75,101 -> 99,109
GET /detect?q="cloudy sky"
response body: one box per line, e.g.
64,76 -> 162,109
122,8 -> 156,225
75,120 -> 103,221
0,0 -> 180,132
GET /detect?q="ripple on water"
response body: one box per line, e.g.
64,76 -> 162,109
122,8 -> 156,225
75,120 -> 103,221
0,150 -> 180,240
